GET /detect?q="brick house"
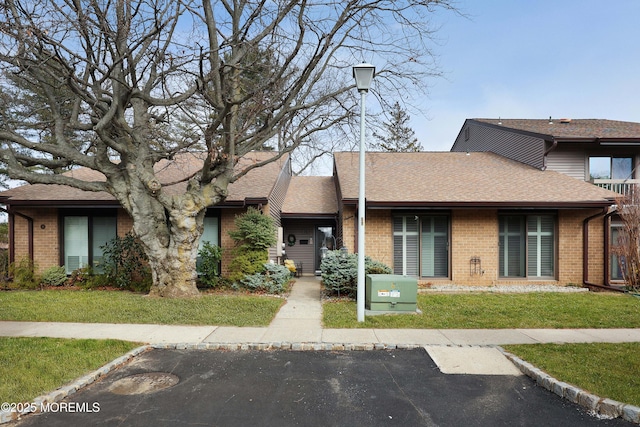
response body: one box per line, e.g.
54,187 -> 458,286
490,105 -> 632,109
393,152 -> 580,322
452,118 -> 640,286
0,139 -> 622,288
0,152 -> 291,276
333,151 -> 617,287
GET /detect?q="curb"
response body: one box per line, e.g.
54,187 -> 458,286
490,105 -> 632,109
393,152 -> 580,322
499,347 -> 640,424
0,345 -> 151,424
4,343 -> 638,425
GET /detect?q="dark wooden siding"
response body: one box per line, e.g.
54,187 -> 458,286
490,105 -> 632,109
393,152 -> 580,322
452,122 -> 546,169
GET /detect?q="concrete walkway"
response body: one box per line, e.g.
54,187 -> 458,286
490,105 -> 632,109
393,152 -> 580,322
2,276 -> 640,347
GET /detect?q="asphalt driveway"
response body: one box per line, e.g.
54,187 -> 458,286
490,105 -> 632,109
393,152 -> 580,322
12,348 -> 632,426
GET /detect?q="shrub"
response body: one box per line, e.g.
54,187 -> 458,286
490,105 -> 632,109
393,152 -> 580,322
228,207 -> 277,251
228,249 -> 269,283
320,251 -> 392,297
238,263 -> 291,294
67,266 -> 109,289
0,250 -> 9,288
227,208 -> 276,283
101,233 -> 152,292
10,258 -> 40,290
40,266 -> 68,287
197,242 -> 222,288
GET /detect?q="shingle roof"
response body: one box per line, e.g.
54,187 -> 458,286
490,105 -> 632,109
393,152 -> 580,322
473,118 -> 640,140
281,176 -> 337,216
0,152 -> 288,205
334,151 -> 618,207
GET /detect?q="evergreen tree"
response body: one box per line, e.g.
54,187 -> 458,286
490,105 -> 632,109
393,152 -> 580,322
372,102 -> 422,152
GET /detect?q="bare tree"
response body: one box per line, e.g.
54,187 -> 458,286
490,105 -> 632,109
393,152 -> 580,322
0,0 -> 457,297
613,188 -> 640,292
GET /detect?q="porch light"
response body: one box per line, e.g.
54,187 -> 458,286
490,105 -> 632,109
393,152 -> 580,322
352,62 -> 375,323
320,244 -> 328,259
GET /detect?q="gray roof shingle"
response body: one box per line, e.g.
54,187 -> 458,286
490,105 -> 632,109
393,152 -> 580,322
334,151 -> 618,207
0,152 -> 288,205
472,118 -> 640,140
281,176 -> 337,216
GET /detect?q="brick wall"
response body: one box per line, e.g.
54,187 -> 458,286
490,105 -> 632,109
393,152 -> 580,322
12,208 -> 59,273
219,208 -> 244,276
117,208 -> 134,236
336,207 -> 606,287
450,209 -> 497,286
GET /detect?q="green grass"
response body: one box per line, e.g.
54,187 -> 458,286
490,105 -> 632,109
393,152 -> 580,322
504,343 -> 640,407
323,292 -> 640,328
0,290 -> 284,326
0,337 -> 140,404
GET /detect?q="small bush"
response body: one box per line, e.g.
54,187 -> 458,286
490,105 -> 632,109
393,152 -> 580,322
320,251 -> 392,297
10,258 -> 39,290
40,266 -> 68,287
101,233 -> 152,292
197,242 -> 222,288
228,249 -> 269,283
68,267 -> 111,289
238,263 -> 291,294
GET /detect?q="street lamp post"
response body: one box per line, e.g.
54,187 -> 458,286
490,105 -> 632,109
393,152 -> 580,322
352,63 -> 375,323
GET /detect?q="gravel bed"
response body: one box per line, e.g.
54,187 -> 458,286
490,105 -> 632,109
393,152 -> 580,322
420,284 -> 588,293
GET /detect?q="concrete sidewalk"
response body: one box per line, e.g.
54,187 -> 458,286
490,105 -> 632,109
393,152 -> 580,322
2,276 -> 640,346
5,277 -> 640,424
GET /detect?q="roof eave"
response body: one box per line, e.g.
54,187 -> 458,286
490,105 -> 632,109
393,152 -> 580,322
343,199 -> 615,209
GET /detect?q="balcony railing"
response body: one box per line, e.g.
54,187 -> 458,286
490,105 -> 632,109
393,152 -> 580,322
593,179 -> 640,197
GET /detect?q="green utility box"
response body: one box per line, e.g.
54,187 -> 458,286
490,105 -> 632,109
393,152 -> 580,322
365,274 -> 418,312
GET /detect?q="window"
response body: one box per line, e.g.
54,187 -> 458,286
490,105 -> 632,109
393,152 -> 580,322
610,220 -> 625,281
63,214 -> 117,274
196,215 -> 219,269
393,215 -> 449,278
499,215 -> 555,278
589,156 -> 634,180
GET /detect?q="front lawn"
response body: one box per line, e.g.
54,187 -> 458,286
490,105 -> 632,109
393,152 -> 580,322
504,342 -> 640,407
0,337 -> 140,404
0,290 -> 284,326
323,292 -> 640,328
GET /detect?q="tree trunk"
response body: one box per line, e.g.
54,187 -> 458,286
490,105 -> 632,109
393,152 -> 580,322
143,205 -> 205,298
117,178 -> 215,298
147,247 -> 201,298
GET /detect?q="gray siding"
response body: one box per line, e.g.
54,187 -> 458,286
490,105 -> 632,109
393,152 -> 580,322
268,157 -> 292,227
267,158 -> 292,261
452,122 -> 546,169
282,219 -> 317,274
545,149 -> 586,180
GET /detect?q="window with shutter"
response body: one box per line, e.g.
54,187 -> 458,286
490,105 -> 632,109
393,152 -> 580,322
394,215 -> 449,278
500,214 -> 555,278
393,216 -> 419,276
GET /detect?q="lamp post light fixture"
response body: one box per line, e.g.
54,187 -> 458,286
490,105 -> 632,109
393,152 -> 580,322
352,63 -> 375,322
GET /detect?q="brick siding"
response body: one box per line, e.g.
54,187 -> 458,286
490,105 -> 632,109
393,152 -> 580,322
340,207 -> 607,287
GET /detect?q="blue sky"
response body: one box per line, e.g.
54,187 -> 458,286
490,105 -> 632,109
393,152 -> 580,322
410,0 -> 640,151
